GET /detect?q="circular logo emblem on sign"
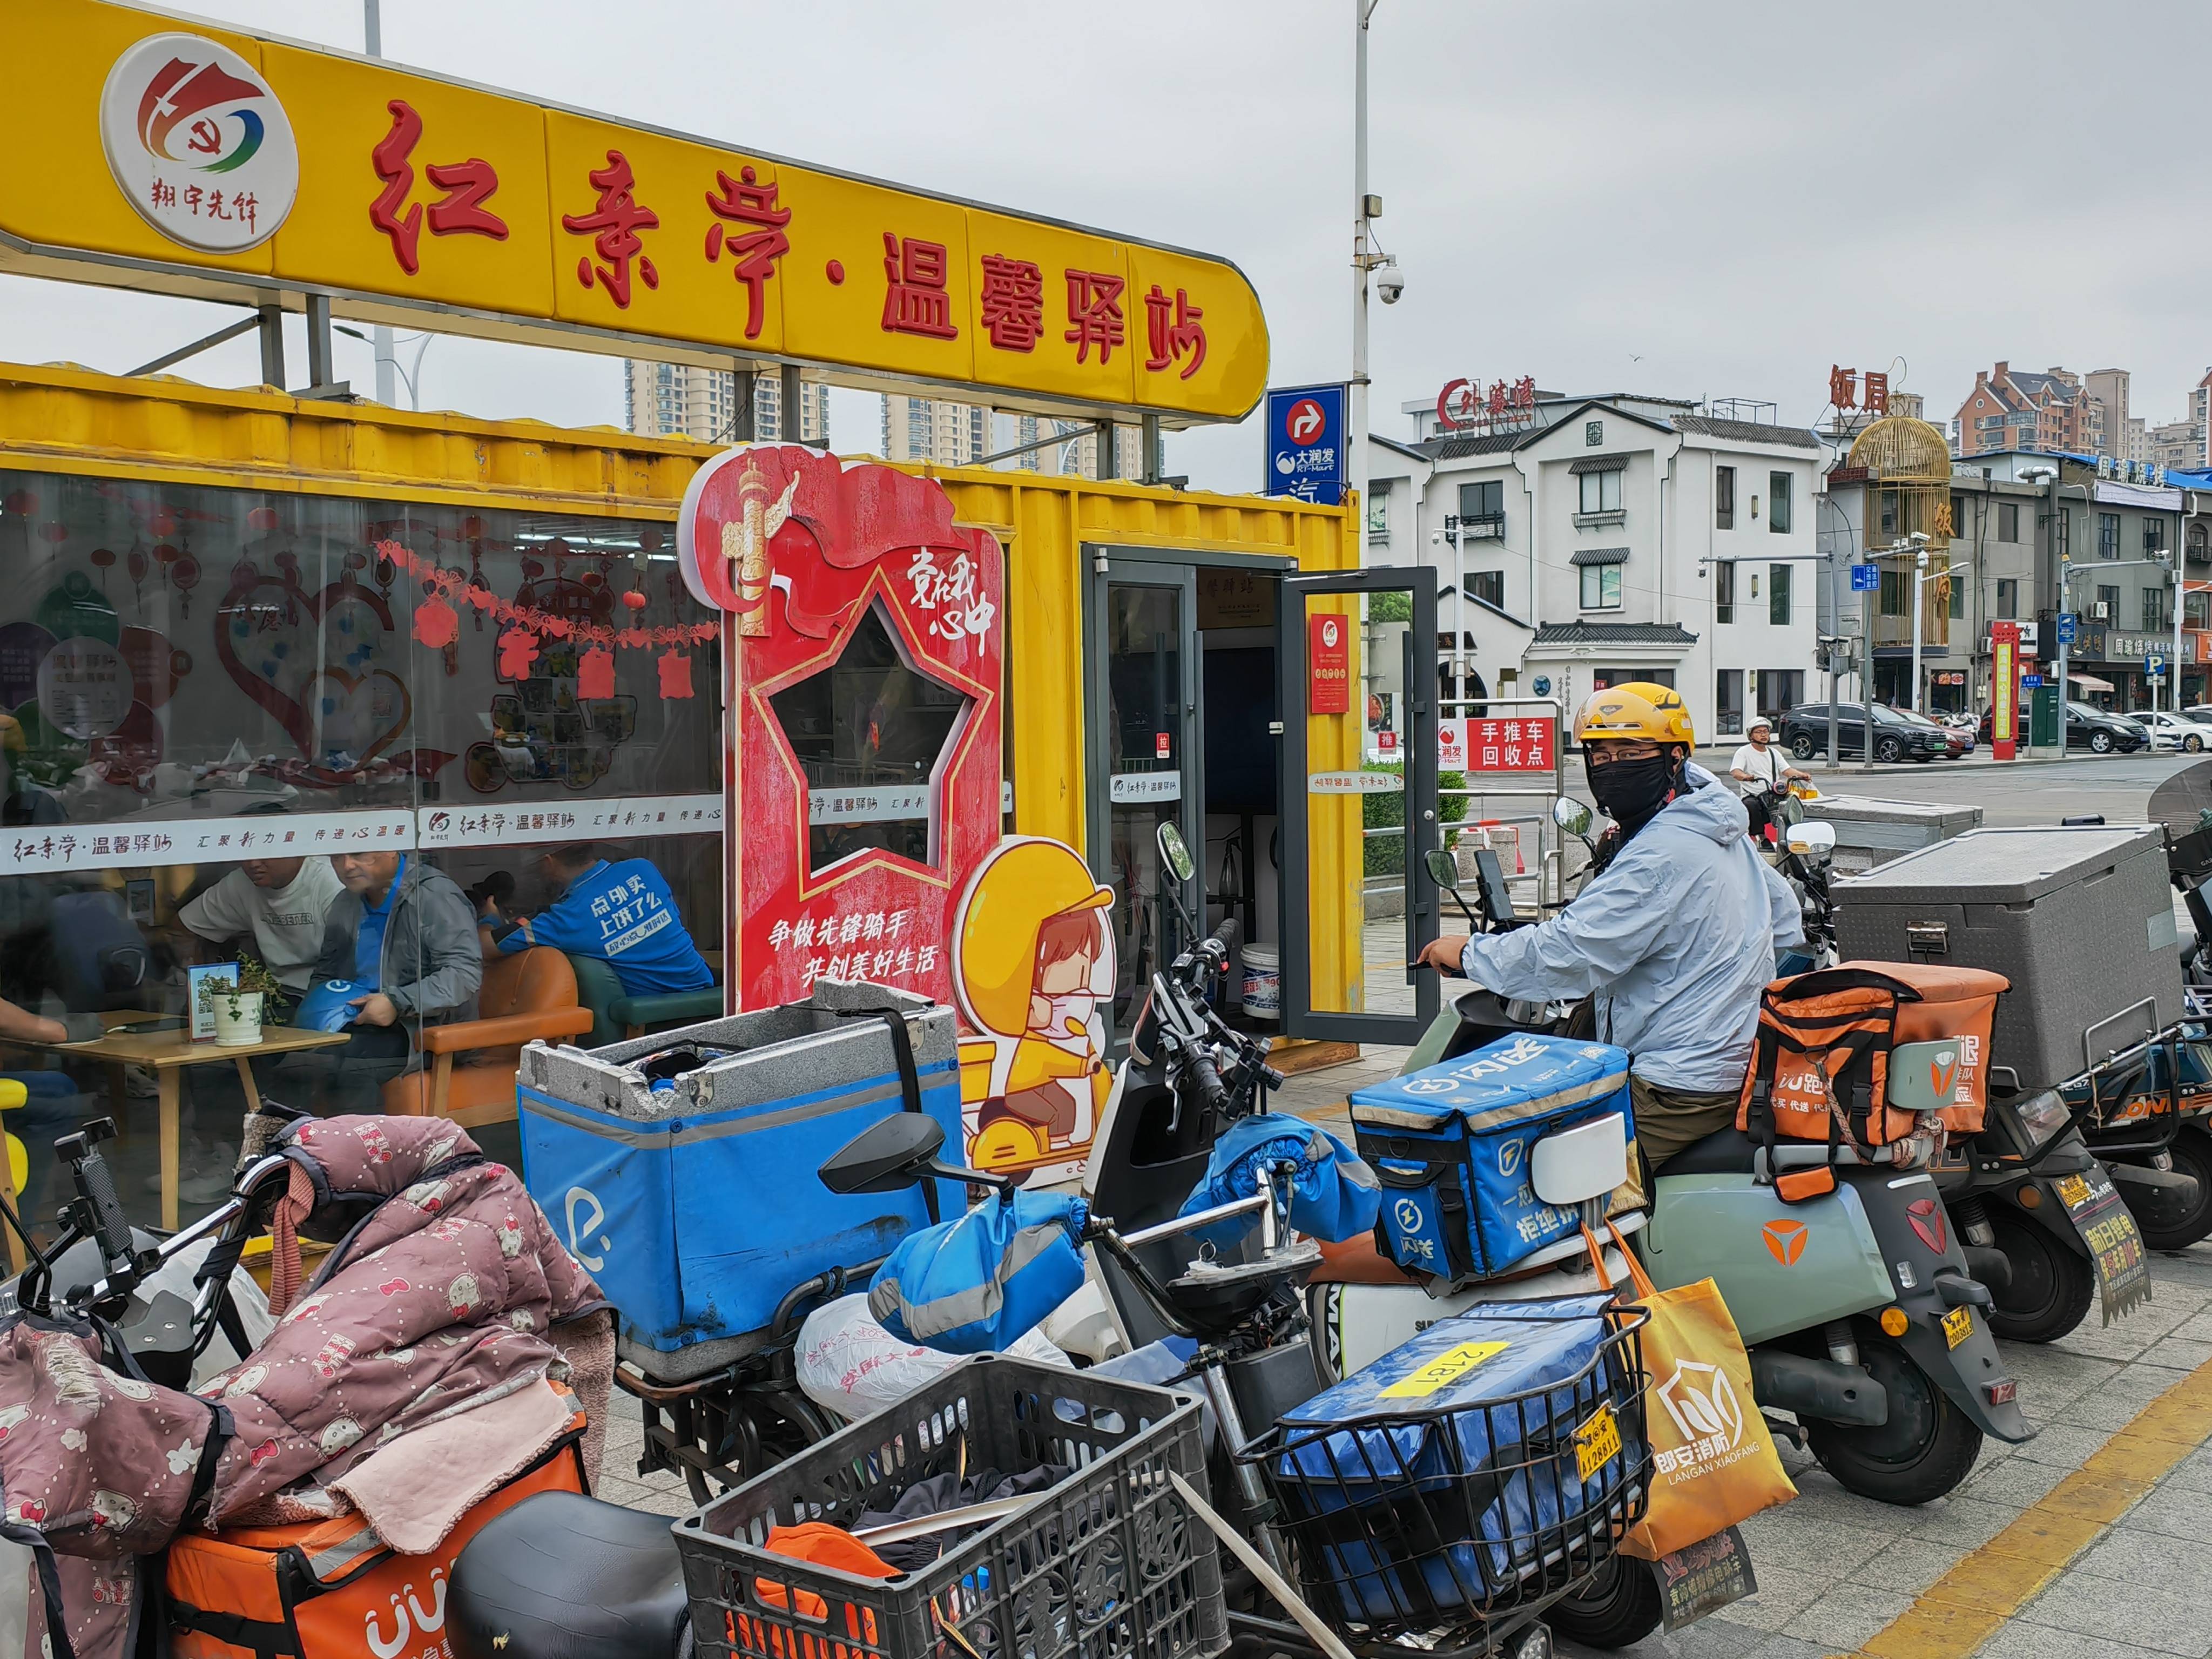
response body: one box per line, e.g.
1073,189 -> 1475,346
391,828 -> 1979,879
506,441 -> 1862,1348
100,33 -> 298,253
1393,1198 -> 1424,1232
1285,397 -> 1327,447
1320,618 -> 1340,649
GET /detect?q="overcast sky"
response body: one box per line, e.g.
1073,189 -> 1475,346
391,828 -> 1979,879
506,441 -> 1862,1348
15,0 -> 2212,492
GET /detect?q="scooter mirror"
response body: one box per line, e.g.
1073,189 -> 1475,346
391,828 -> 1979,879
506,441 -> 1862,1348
819,1112 -> 945,1196
1553,797 -> 1594,837
1157,820 -> 1197,885
1423,847 -> 1461,891
1784,821 -> 1836,862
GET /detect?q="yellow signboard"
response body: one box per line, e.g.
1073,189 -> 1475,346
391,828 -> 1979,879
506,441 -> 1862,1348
0,0 -> 1267,426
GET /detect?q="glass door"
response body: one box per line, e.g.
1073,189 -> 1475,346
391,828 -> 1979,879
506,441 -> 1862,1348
1087,562 -> 1203,1042
1277,567 -> 1440,1045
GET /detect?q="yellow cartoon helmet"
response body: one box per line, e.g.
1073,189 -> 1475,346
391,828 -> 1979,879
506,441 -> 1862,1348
952,837 -> 1115,1038
1572,682 -> 1695,748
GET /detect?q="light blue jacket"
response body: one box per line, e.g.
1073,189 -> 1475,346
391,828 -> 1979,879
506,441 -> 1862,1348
1458,764 -> 1804,1092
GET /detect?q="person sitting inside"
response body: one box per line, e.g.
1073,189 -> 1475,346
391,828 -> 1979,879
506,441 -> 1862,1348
177,847 -> 344,1009
476,844 -> 712,997
284,850 -> 481,1115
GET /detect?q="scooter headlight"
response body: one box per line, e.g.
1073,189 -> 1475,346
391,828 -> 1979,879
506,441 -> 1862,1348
2013,1089 -> 2073,1151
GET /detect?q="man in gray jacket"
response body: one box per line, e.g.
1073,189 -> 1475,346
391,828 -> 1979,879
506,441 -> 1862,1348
282,849 -> 481,1114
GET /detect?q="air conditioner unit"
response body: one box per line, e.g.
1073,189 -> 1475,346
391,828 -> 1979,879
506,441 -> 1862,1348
2091,603 -> 2110,619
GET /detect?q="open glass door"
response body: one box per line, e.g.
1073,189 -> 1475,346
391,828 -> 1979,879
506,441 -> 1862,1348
1087,562 -> 1203,1046
1277,567 -> 1440,1045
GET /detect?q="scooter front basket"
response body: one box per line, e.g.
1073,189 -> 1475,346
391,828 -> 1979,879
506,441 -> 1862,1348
1240,1297 -> 1650,1640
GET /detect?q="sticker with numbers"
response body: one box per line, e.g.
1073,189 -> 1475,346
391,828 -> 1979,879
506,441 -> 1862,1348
1377,1340 -> 1510,1399
1574,1403 -> 1622,1481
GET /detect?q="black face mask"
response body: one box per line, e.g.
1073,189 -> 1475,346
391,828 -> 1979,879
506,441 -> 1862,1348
1584,753 -> 1681,838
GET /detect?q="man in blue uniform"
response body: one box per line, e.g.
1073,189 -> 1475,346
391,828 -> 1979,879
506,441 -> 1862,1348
478,844 -> 713,996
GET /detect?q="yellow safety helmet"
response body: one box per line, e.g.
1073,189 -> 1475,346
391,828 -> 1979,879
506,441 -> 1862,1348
953,837 -> 1115,1039
1571,682 -> 1696,748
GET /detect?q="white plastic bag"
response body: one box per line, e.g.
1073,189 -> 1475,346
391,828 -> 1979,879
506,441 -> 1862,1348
797,1292 -> 1069,1421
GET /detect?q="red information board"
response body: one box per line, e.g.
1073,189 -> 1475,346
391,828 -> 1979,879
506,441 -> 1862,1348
1991,620 -> 2018,762
679,445 -> 1003,1010
1463,717 -> 1556,772
1309,612 -> 1351,714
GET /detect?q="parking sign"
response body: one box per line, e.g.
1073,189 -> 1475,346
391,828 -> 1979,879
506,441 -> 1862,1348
1264,383 -> 1347,505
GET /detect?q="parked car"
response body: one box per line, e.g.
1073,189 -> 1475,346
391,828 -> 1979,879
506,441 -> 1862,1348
1978,699 -> 2148,753
2135,710 -> 2212,753
1895,706 -> 1973,757
1779,702 -> 1949,763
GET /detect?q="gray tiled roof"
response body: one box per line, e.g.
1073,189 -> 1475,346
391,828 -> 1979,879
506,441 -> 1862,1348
1569,455 -> 1629,474
1418,431 -> 1524,461
1569,547 -> 1630,566
1533,622 -> 1700,646
1671,415 -> 1820,450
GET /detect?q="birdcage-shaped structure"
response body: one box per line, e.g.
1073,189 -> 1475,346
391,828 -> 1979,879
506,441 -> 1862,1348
1851,415 -> 1957,649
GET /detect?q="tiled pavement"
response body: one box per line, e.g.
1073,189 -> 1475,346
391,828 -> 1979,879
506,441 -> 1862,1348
591,1049 -> 2212,1659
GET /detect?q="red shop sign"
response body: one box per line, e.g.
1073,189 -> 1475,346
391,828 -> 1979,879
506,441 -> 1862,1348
1309,612 -> 1351,714
1465,717 -> 1556,772
679,445 -> 1003,1010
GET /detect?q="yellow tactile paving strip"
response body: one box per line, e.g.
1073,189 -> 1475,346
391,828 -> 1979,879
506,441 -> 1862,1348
1849,1351 -> 2212,1658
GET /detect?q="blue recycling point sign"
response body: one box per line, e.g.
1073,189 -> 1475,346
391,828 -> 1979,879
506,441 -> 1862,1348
1850,563 -> 1878,592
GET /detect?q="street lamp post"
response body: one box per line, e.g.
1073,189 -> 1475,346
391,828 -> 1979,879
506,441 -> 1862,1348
1351,0 -> 1373,564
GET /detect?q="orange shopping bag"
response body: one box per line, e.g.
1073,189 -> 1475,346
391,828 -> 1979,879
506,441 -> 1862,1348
1583,1223 -> 1797,1560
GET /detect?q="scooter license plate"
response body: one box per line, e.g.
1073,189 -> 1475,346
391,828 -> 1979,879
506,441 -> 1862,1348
1574,1403 -> 1622,1481
1942,1305 -> 1973,1349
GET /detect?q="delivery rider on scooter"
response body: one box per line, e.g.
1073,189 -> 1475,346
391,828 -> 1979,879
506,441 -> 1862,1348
1418,683 -> 1804,1172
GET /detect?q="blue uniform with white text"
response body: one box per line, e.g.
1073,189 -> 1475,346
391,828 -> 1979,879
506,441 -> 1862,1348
493,858 -> 712,995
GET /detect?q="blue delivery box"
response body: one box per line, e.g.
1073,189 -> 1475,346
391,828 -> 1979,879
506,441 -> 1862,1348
1256,1294 -> 1646,1625
1351,1033 -> 1633,1282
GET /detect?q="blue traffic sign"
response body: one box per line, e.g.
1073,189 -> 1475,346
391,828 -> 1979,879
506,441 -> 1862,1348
1264,383 -> 1347,506
2056,613 -> 2079,646
2022,675 -> 2044,687
1850,563 -> 1879,592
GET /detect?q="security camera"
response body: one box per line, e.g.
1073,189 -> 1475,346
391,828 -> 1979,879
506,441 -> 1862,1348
1376,257 -> 1405,305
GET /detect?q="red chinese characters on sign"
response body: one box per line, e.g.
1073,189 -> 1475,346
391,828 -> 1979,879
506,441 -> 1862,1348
1309,613 -> 1351,714
881,234 -> 958,339
1064,270 -> 1126,365
368,99 -> 509,276
1466,718 -> 1556,773
978,255 -> 1044,352
562,149 -> 659,308
1434,375 -> 1537,432
677,447 -> 1003,1013
1830,366 -> 1891,417
703,166 -> 791,341
1142,285 -> 1206,380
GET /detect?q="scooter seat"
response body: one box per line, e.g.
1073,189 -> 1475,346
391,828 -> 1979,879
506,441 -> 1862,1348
1662,1125 -> 1761,1176
448,1490 -> 689,1659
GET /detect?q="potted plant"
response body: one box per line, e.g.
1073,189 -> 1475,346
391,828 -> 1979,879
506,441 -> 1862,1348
201,956 -> 285,1047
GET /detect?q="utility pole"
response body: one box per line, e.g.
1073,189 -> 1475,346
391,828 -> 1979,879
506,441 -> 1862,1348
1860,576 -> 1874,773
1910,541 -> 1927,713
365,1 -> 397,408
1351,0 -> 1374,565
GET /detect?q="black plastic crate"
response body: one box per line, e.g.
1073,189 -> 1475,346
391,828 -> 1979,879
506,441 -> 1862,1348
676,1353 -> 1226,1659
1239,1305 -> 1649,1639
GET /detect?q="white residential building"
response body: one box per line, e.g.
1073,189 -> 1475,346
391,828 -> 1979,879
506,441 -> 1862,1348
1365,393 -> 1824,745
622,360 -> 827,444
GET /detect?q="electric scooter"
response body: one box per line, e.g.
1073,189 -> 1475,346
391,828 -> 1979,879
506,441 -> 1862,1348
1320,845 -> 2033,1509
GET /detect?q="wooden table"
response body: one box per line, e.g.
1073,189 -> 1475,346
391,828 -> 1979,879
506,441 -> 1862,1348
33,1026 -> 349,1229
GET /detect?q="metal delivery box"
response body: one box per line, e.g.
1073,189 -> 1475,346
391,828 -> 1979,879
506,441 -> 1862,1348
1834,825 -> 2181,1092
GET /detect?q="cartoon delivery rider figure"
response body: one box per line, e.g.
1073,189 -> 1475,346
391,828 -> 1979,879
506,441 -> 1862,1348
950,837 -> 1117,1173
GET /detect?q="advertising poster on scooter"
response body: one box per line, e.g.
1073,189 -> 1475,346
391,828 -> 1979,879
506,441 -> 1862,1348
2054,1164 -> 2153,1323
